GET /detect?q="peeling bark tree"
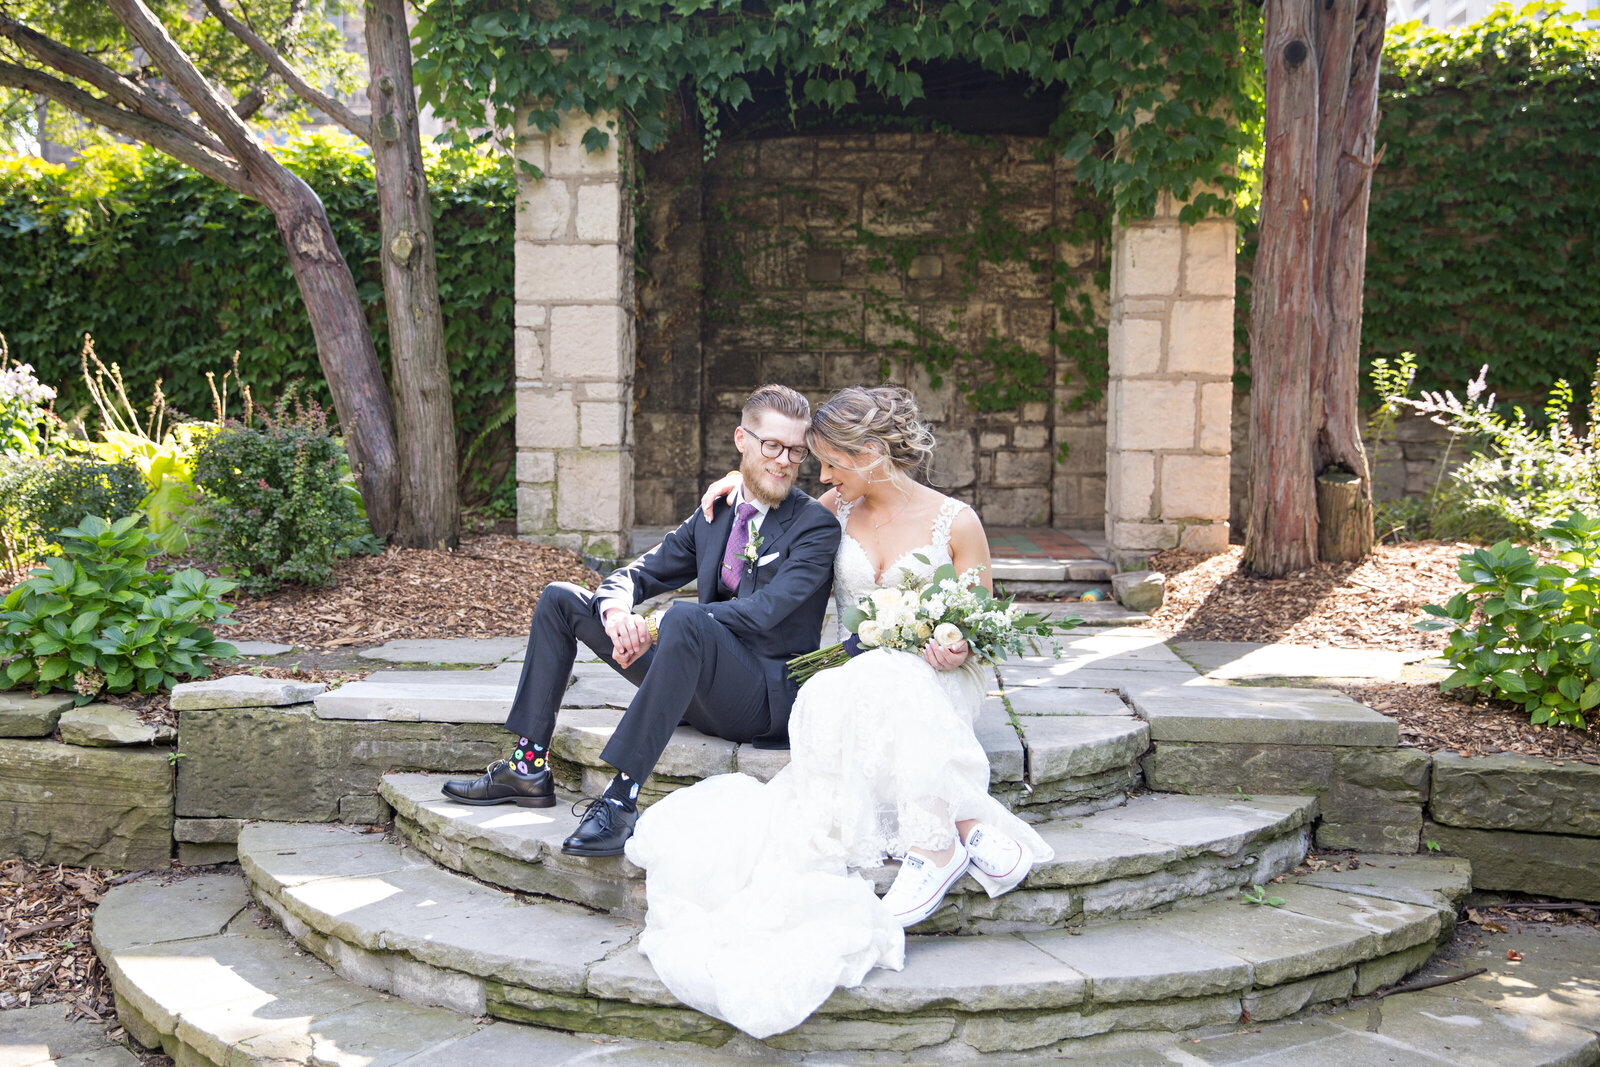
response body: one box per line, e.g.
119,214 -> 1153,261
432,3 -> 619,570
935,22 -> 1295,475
203,0 -> 459,549
1244,0 -> 1387,577
1,0 -> 461,548
0,0 -> 402,540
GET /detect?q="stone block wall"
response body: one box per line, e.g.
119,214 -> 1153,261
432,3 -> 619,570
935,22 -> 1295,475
513,110 -> 636,561
1105,195 -> 1235,566
632,131 -> 1109,529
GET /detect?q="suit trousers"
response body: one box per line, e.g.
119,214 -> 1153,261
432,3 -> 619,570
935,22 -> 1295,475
503,583 -> 772,783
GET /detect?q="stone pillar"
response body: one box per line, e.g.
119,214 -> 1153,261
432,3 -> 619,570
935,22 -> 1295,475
1104,196 -> 1234,567
513,110 -> 634,562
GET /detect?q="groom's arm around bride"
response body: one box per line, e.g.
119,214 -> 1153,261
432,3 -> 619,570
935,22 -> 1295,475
443,384 -> 837,857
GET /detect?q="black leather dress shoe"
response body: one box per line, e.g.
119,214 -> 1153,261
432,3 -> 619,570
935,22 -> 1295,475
441,760 -> 555,807
561,798 -> 637,857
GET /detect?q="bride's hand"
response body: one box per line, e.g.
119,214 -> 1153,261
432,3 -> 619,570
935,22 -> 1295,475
699,471 -> 742,520
923,637 -> 970,672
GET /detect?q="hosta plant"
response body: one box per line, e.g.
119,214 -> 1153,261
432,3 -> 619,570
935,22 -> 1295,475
1416,512 -> 1600,728
0,514 -> 238,702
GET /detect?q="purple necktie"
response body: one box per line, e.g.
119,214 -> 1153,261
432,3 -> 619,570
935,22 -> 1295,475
720,502 -> 759,593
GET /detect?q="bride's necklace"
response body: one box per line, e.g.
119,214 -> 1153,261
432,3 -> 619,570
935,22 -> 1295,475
862,497 -> 909,531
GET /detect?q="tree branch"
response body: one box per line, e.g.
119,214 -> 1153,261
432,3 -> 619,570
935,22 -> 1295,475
101,0 -> 276,170
0,59 -> 256,197
0,11 -> 228,154
200,0 -> 371,142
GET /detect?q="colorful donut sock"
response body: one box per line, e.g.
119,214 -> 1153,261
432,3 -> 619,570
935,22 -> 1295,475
509,736 -> 549,777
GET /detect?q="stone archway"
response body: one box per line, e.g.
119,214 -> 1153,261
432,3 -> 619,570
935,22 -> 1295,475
511,113 -> 1235,568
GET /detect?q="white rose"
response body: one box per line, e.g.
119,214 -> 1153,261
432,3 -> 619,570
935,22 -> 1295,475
857,620 -> 882,646
933,622 -> 963,648
914,620 -> 933,641
870,587 -> 903,613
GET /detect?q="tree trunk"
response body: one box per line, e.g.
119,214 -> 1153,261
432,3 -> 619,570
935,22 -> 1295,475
1311,0 -> 1386,562
1244,0 -> 1320,577
258,169 -> 402,540
1245,0 -> 1385,576
365,0 -> 459,549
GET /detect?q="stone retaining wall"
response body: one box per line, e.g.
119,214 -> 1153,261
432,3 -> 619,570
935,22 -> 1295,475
1423,753 -> 1600,902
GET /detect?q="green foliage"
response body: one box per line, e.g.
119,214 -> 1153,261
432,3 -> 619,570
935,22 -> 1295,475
413,0 -> 1260,226
1401,367 -> 1600,541
1364,4 -> 1600,398
0,134 -> 517,505
190,392 -> 364,594
7,454 -> 148,550
1240,884 -> 1285,907
0,514 -> 238,702
1417,513 -> 1600,728
1234,5 -> 1600,398
0,338 -> 61,458
2,0 -> 364,157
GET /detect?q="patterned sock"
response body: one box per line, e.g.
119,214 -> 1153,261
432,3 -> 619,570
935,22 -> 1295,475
602,771 -> 640,811
509,736 -> 548,777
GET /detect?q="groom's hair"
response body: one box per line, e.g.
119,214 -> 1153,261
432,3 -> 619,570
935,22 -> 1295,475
742,384 -> 810,425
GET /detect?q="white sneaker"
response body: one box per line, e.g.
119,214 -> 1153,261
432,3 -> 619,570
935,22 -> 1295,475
881,847 -> 970,928
963,823 -> 1031,895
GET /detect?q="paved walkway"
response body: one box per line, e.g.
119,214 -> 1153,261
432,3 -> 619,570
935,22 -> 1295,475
28,920 -> 1596,1065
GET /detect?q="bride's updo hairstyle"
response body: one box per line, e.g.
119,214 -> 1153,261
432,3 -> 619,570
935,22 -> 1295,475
808,386 -> 936,479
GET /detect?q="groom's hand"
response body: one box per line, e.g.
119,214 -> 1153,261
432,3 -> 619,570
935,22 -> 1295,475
604,608 -> 652,669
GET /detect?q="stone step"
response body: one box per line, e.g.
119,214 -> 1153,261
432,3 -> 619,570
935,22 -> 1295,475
380,777 -> 1318,931
220,822 -> 1466,1054
318,657 -> 1159,818
96,866 -> 1600,1067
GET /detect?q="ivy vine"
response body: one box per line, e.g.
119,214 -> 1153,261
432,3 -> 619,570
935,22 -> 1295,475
413,0 -> 1260,224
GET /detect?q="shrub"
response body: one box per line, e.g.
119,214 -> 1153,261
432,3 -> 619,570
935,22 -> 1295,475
1417,512 -> 1600,728
0,336 -> 60,458
1400,367 -> 1600,541
0,134 -> 515,505
0,514 -> 238,701
190,392 -> 363,594
9,454 -> 148,547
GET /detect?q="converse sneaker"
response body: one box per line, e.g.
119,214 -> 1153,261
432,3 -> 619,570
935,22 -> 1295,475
880,846 -> 970,928
963,823 -> 1031,895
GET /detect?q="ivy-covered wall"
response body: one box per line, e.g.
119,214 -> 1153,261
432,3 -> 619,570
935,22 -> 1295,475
0,136 -> 516,506
1361,6 -> 1599,398
631,128 -> 1109,529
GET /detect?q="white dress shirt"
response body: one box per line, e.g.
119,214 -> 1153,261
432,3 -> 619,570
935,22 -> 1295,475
599,486 -> 771,620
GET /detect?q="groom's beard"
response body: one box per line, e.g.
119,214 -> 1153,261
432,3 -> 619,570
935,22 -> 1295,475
741,451 -> 796,508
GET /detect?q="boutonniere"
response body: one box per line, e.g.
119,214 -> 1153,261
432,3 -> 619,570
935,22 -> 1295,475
740,528 -> 765,573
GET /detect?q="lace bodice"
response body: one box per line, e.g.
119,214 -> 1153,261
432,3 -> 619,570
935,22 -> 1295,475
833,496 -> 967,630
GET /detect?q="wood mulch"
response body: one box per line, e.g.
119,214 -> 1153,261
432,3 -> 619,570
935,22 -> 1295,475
0,859 -> 116,1018
1137,540 -> 1596,761
1144,541 -> 1467,651
224,535 -> 600,648
1341,681 -> 1599,765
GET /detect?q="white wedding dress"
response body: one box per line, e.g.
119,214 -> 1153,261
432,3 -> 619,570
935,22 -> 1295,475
623,496 -> 1053,1038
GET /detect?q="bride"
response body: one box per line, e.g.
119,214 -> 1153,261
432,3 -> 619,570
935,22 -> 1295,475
622,385 -> 1053,1039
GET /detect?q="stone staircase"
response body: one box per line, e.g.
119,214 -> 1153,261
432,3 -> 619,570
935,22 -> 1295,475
96,626 -> 1497,1063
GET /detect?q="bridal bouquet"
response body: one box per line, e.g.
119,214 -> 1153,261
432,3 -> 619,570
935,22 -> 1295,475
787,559 -> 1077,684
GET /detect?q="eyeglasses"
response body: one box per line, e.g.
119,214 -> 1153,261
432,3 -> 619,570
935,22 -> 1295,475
740,426 -> 810,464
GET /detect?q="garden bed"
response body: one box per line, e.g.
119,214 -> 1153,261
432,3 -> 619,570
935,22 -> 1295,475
1144,542 -> 1465,651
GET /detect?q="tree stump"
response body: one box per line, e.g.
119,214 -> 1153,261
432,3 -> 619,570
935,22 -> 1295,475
1317,469 -> 1371,562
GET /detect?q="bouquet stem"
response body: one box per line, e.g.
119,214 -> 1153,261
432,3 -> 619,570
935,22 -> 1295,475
787,643 -> 851,685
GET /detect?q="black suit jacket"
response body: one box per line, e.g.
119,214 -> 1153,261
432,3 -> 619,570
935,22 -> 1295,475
593,487 -> 840,746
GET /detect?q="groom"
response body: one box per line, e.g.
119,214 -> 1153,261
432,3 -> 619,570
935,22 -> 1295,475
442,384 -> 840,856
